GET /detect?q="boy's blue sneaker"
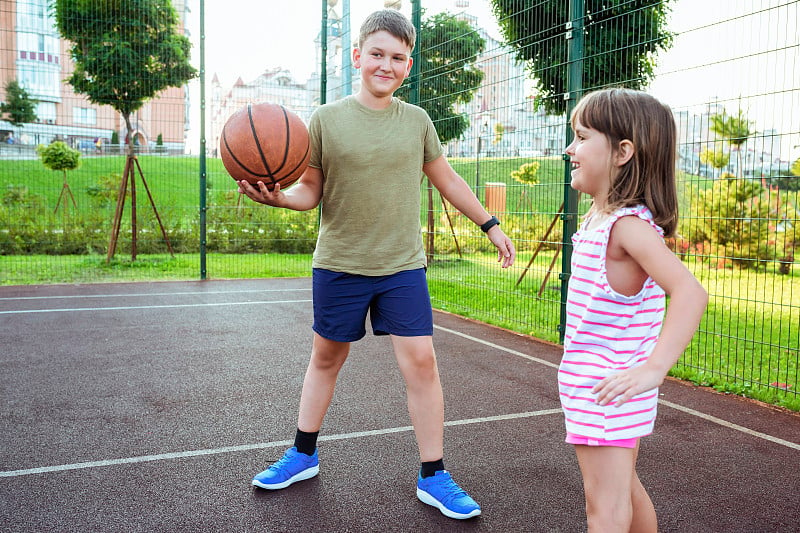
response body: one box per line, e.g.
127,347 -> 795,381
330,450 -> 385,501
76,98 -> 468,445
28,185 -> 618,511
251,447 -> 319,490
416,470 -> 481,519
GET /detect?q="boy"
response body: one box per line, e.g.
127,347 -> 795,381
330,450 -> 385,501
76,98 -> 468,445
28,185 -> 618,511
238,9 -> 515,520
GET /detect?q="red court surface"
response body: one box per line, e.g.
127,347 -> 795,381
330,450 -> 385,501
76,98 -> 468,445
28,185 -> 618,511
1,279 -> 798,532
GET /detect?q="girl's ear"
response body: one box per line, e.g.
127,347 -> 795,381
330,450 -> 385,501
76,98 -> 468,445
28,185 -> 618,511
615,139 -> 635,167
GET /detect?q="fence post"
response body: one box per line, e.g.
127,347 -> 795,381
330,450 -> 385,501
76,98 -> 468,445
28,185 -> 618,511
320,0 -> 328,105
341,0 -> 352,96
559,0 -> 584,343
410,0 -> 421,106
199,0 -> 207,280
410,0 -> 433,262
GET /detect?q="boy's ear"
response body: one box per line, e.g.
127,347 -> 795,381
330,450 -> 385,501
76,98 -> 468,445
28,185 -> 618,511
404,57 -> 413,78
352,47 -> 361,68
615,139 -> 635,166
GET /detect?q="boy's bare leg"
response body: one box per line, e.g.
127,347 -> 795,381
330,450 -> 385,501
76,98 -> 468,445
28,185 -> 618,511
297,333 -> 351,433
390,335 -> 444,462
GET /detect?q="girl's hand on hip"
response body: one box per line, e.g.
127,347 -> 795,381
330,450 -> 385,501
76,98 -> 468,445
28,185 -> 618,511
592,365 -> 665,407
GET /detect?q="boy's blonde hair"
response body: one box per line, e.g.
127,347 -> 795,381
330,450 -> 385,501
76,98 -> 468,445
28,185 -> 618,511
358,9 -> 416,51
571,88 -> 679,237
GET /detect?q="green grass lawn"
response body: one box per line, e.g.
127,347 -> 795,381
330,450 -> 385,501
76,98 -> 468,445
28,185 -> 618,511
0,253 -> 312,285
0,154 -> 238,210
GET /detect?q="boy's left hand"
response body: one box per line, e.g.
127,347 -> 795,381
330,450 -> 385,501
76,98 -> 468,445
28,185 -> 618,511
486,226 -> 515,268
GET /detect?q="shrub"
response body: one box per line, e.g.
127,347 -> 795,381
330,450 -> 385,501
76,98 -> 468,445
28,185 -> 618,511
86,173 -> 124,207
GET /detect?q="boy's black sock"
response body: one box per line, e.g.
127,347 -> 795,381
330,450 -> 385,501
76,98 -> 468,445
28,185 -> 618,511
293,428 -> 319,456
420,459 -> 445,478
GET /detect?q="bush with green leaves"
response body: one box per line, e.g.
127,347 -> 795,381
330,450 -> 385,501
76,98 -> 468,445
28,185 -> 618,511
511,161 -> 540,185
86,173 -> 124,207
699,147 -> 730,173
0,181 -> 321,256
37,141 -> 81,175
695,178 -> 774,269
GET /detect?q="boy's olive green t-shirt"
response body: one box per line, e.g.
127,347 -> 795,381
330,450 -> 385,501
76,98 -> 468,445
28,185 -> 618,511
308,96 -> 443,276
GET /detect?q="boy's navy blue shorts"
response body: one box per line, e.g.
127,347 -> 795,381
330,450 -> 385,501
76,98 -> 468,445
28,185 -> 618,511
312,268 -> 433,342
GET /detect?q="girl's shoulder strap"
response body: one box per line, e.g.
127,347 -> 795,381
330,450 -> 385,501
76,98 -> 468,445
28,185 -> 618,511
607,205 -> 664,237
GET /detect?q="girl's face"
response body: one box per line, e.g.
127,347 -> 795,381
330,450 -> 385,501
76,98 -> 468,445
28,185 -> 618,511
564,118 -> 615,201
353,30 -> 412,101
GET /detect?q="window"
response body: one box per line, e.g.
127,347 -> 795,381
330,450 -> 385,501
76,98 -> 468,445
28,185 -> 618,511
73,107 -> 97,125
36,102 -> 56,123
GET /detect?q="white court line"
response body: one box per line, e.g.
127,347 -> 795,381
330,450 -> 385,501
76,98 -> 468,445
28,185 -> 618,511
433,324 -> 800,451
0,410 -> 561,478
0,299 -> 312,315
0,288 -> 311,302
434,324 -> 560,370
2,310 -> 795,479
660,400 -> 800,451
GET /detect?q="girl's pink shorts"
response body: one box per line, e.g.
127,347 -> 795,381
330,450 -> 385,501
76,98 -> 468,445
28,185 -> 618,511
566,432 -> 638,448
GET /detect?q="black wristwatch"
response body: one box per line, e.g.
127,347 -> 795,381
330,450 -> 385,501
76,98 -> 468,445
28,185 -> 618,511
480,216 -> 500,232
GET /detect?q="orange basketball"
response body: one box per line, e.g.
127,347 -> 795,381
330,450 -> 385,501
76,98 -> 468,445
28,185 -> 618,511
220,102 -> 310,190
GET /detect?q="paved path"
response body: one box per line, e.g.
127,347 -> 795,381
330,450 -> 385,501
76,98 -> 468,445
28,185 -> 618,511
1,279 -> 798,532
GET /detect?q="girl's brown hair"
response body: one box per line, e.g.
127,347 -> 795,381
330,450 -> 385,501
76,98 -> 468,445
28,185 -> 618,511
571,88 -> 679,236
358,9 -> 416,51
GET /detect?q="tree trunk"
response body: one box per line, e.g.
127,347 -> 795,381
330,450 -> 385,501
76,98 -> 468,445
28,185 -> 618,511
123,113 -> 135,157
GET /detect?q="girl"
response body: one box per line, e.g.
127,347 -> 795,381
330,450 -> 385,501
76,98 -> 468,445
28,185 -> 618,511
560,88 -> 708,532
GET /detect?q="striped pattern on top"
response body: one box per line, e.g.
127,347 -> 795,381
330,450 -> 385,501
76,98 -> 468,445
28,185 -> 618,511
558,205 -> 666,440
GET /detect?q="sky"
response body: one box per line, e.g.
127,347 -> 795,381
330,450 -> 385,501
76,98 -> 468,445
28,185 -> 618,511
189,0 -> 799,160
200,0 -> 501,89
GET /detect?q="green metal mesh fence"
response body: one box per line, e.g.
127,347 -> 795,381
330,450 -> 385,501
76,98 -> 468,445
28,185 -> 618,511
0,0 -> 797,407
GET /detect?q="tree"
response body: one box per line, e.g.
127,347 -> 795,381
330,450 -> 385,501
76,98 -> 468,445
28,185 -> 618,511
510,161 -> 540,185
490,0 -> 673,115
696,178 -> 772,269
709,110 -> 754,177
53,0 -> 197,155
699,146 -> 730,175
395,11 -> 485,143
0,80 -> 38,135
395,12 -> 485,263
37,141 -> 80,214
53,0 -> 197,261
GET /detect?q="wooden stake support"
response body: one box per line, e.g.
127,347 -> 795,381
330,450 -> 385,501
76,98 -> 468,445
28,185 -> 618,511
516,202 -> 564,294
107,155 -> 174,262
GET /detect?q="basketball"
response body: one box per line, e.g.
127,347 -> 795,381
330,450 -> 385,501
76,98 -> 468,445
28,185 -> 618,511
220,102 -> 310,190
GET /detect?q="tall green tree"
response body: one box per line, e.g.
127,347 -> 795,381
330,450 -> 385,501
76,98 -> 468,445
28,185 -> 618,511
52,0 -> 197,155
490,0 -> 673,115
709,110 -> 754,177
0,80 -> 38,136
396,12 -> 485,143
52,0 -> 195,261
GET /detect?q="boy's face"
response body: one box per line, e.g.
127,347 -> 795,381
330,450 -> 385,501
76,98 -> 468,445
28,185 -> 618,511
353,30 -> 412,99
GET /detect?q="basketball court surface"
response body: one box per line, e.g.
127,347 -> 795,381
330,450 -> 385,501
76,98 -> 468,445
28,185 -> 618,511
1,278 -> 798,531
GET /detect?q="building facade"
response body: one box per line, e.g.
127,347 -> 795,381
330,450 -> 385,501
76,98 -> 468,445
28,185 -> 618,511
0,0 -> 192,154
